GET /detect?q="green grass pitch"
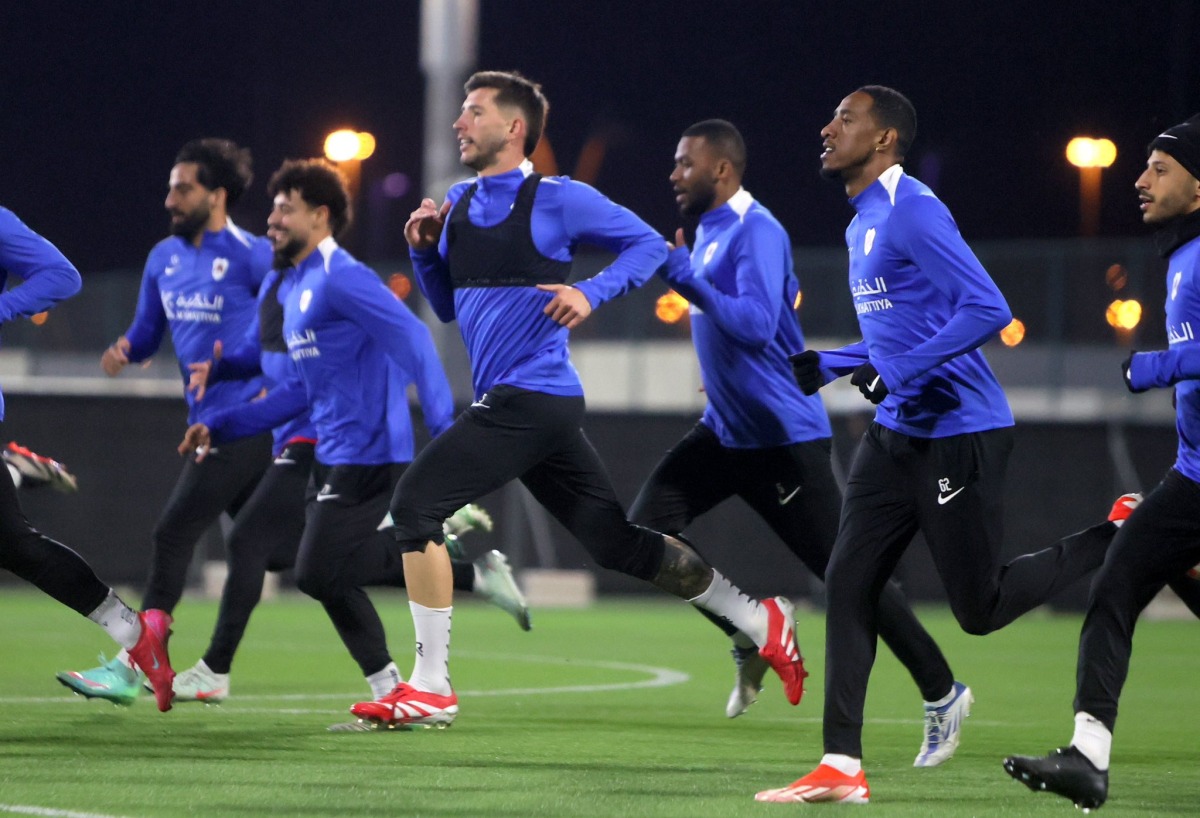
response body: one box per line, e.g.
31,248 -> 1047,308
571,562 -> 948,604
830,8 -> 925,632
0,590 -> 1194,817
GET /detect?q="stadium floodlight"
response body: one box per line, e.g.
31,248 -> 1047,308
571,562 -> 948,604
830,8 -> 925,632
1066,137 -> 1117,169
1000,318 -> 1025,347
1066,137 -> 1117,237
1106,298 -> 1142,330
324,130 -> 376,163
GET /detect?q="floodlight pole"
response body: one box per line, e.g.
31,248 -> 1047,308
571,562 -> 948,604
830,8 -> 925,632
420,0 -> 478,200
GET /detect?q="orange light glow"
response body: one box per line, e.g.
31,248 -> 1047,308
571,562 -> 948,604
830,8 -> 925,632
655,290 -> 689,324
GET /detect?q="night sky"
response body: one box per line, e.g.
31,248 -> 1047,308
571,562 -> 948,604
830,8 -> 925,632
1,1 -> 1197,273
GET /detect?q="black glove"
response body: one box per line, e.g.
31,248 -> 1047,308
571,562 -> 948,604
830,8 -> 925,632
1120,353 -> 1148,393
789,350 -> 825,395
850,362 -> 889,404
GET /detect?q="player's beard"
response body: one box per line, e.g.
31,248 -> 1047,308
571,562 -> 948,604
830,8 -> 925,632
462,133 -> 508,172
679,181 -> 716,217
169,204 -> 210,241
273,235 -> 307,269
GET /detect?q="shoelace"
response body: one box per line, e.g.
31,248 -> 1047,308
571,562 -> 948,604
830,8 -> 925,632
922,706 -> 950,743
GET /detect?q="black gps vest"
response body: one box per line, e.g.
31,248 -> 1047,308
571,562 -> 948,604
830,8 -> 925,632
444,173 -> 572,288
258,271 -> 287,353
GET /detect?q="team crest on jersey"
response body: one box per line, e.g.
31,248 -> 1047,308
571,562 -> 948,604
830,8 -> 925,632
1171,271 -> 1182,300
864,228 -> 876,256
703,242 -> 719,265
211,258 -> 229,281
299,289 -> 313,312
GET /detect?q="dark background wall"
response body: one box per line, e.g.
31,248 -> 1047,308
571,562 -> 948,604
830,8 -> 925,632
0,393 -> 1178,611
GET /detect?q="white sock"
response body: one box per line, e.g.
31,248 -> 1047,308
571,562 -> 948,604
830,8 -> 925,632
366,661 -> 403,699
86,590 -> 141,649
408,602 -> 453,696
820,753 -> 862,776
7,462 -> 22,488
690,570 -> 765,645
1071,711 -> 1112,770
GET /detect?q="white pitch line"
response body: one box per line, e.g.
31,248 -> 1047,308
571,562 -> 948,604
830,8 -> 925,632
4,652 -> 689,707
0,805 -> 131,818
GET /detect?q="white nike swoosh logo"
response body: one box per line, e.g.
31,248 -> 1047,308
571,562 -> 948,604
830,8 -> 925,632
274,458 -> 297,465
777,487 -> 801,505
470,401 -> 489,409
316,493 -> 342,503
937,487 -> 965,505
868,375 -> 881,391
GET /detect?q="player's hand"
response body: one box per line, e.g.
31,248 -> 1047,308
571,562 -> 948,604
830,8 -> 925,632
178,423 -> 212,460
187,340 -> 224,402
660,228 -> 693,285
405,198 -> 451,251
100,336 -> 131,376
851,362 -> 889,404
789,350 -> 826,395
537,284 -> 593,328
1121,352 -> 1149,393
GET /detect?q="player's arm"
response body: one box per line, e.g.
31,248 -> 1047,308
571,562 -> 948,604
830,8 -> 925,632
404,317 -> 455,437
198,375 -> 308,446
407,196 -> 457,323
329,266 -> 455,434
558,181 -> 668,309
871,197 -> 1012,390
660,218 -> 780,347
789,341 -> 869,394
120,250 -> 170,364
1125,344 -> 1200,391
0,207 -> 82,321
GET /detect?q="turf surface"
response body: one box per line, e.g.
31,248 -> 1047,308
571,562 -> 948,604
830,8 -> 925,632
0,591 -> 1194,816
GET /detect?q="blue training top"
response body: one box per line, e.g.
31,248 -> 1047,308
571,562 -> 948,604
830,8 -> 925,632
1127,232 -> 1200,483
660,188 -> 831,448
411,166 -> 668,399
203,238 -> 453,466
124,221 -> 269,424
207,267 -> 318,455
817,166 -> 1015,438
0,206 -> 82,420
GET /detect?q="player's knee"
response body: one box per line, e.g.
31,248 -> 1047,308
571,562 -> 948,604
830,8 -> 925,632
386,503 -> 443,547
294,563 -> 336,601
951,606 -> 997,636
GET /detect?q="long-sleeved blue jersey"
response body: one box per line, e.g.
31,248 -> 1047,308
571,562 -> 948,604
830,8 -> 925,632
125,222 -> 270,424
205,238 -> 453,466
411,166 -> 668,399
207,267 -> 317,454
1127,232 -> 1200,482
818,166 -> 1014,438
660,189 -> 831,447
0,206 -> 83,420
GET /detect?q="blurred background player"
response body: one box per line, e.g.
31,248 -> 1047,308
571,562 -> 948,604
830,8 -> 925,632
358,71 -> 805,730
758,86 -> 1131,805
632,119 -> 962,768
57,139 -> 273,702
1004,114 -> 1200,811
177,158 -> 529,715
1,204 -> 174,711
